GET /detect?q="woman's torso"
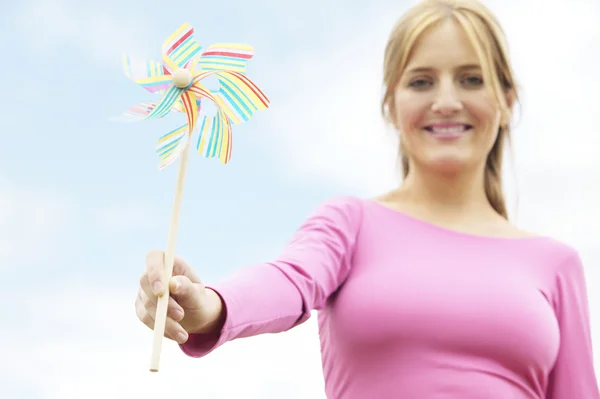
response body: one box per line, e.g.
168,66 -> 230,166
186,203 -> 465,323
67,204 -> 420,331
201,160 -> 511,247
317,200 -> 565,399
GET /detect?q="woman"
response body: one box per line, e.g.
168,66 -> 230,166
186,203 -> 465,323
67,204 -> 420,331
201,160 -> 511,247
135,0 -> 599,397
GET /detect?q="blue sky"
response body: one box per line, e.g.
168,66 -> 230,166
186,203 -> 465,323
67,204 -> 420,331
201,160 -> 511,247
0,0 -> 390,285
2,0 -> 600,397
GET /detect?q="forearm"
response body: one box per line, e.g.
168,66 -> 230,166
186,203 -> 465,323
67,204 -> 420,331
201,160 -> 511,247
179,263 -> 308,357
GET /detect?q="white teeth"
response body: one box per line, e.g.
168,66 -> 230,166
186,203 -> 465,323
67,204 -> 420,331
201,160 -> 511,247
429,126 -> 468,134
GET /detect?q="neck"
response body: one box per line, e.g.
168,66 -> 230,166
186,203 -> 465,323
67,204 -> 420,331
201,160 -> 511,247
398,163 -> 493,216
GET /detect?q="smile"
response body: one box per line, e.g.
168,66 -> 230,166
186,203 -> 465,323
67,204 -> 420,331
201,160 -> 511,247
423,123 -> 473,140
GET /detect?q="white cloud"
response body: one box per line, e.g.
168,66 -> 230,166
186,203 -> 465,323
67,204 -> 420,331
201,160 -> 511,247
0,178 -> 72,268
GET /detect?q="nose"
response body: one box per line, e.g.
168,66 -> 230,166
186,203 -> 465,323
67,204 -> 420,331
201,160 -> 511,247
431,80 -> 463,115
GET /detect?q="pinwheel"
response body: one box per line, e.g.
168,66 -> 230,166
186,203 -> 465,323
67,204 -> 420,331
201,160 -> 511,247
121,23 -> 269,168
119,22 -> 270,373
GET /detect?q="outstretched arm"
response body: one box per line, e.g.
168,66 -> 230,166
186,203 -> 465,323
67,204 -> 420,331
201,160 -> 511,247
180,196 -> 363,357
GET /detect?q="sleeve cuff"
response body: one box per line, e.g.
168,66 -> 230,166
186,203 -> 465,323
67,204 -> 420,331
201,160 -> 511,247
178,285 -> 232,358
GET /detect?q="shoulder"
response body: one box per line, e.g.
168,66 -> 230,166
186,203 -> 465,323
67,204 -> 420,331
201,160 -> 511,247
529,236 -> 587,296
298,196 -> 368,240
530,236 -> 583,272
550,240 -> 586,282
307,195 -> 366,222
531,238 -> 592,318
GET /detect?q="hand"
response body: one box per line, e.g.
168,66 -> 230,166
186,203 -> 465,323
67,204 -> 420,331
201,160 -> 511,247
135,250 -> 225,344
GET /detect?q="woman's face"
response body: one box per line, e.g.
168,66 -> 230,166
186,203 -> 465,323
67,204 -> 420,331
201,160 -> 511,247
393,18 -> 509,175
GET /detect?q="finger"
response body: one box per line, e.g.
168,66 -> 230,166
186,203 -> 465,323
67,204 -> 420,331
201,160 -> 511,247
172,255 -> 202,284
135,296 -> 189,344
169,275 -> 203,310
136,292 -> 157,330
139,271 -> 158,305
146,250 -> 167,296
145,251 -> 202,295
139,288 -> 185,322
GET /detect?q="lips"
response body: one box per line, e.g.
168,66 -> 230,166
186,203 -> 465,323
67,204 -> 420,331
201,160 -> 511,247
423,123 -> 473,133
422,123 -> 473,140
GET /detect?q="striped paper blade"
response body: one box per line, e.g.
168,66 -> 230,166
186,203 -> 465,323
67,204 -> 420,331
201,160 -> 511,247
156,124 -> 190,170
122,54 -> 172,94
197,43 -> 254,73
187,77 -> 219,104
210,71 -> 270,124
161,23 -> 202,73
119,100 -> 184,122
179,91 -> 200,133
146,85 -> 185,119
196,110 -> 233,164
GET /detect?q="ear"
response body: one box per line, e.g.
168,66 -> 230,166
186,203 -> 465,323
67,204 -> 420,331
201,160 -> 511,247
505,88 -> 516,110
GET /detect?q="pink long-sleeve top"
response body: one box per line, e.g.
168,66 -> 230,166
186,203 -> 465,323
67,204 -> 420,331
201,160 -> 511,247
180,197 -> 599,398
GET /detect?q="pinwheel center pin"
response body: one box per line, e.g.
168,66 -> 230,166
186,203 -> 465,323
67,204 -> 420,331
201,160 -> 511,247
172,68 -> 193,88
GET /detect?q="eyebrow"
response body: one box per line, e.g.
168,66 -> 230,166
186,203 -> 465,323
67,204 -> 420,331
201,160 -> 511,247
405,63 -> 482,74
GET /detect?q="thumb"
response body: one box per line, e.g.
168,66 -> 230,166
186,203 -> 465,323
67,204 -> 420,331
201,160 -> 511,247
169,275 -> 204,310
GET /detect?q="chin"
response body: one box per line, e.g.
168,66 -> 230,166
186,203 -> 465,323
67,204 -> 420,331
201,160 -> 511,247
422,155 -> 473,176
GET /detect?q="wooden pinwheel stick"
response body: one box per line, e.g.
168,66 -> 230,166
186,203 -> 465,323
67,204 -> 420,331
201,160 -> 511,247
149,133 -> 193,372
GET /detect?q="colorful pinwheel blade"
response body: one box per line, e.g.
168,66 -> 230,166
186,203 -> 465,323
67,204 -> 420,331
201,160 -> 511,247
179,91 -> 200,133
197,43 -> 254,73
122,54 -> 172,94
147,85 -> 185,119
210,71 -> 270,124
196,111 -> 232,164
187,78 -> 219,104
156,124 -> 190,169
120,100 -> 184,122
117,102 -> 158,122
161,23 -> 202,73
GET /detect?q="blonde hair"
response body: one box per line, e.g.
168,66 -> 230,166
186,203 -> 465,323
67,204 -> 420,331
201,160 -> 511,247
381,0 -> 518,219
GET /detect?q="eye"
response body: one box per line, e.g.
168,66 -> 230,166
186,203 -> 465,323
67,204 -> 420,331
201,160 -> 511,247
461,75 -> 484,87
408,78 -> 433,88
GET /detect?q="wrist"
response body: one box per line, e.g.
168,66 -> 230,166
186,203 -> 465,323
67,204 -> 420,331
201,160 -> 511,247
189,287 -> 226,335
